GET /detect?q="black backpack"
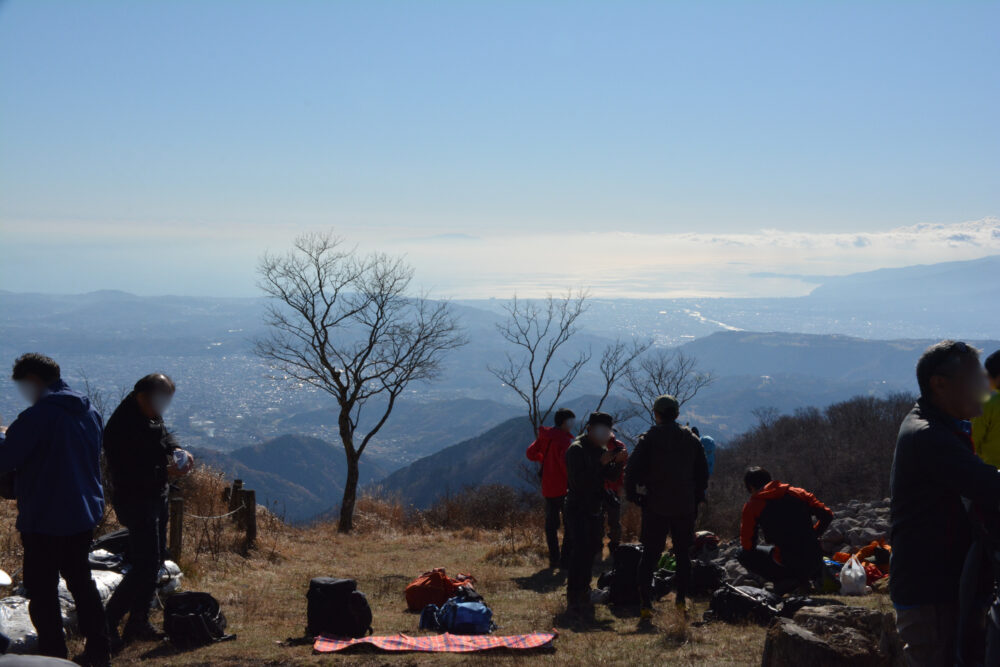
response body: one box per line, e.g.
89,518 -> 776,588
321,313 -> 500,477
609,544 -> 643,605
306,578 -> 373,638
704,584 -> 780,626
163,592 -> 234,648
690,561 -> 726,596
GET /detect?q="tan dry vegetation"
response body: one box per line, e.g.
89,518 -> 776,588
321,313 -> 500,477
0,470 -> 892,666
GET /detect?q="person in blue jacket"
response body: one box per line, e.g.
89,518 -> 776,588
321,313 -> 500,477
0,354 -> 110,666
691,427 -> 716,477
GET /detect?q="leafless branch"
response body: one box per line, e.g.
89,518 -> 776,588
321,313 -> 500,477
624,349 -> 715,422
487,290 -> 591,431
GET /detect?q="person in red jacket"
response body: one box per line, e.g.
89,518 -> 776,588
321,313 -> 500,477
601,434 -> 628,554
738,467 -> 833,595
526,408 -> 576,569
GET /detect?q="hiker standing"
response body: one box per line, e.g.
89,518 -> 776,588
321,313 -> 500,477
525,408 -> 576,570
691,426 -> 716,477
973,349 -> 1000,468
737,467 -> 833,595
890,341 -> 1000,665
104,373 -> 193,649
601,434 -> 628,555
0,354 -> 110,666
564,412 -> 626,613
626,394 -> 708,618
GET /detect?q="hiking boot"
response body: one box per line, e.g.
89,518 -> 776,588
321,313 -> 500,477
73,648 -> 112,667
122,622 -> 164,644
770,578 -> 800,597
566,590 -> 594,617
108,628 -> 124,656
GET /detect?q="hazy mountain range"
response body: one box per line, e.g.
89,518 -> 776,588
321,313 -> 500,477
1,255 -> 998,520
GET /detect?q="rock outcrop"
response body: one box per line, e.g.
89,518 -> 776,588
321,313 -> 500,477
820,498 -> 891,555
761,604 -> 903,667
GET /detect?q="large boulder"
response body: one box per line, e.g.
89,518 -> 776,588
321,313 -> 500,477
761,605 -> 904,667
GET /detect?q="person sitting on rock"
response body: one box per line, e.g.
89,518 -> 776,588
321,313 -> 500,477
737,466 -> 833,595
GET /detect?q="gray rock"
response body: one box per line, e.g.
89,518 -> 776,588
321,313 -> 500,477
761,605 -> 904,667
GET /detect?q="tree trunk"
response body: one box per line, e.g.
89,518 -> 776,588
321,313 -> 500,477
338,453 -> 360,533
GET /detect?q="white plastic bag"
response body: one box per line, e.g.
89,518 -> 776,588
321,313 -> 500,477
839,556 -> 867,595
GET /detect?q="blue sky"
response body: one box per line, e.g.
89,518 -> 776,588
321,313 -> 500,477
1,1 -> 998,297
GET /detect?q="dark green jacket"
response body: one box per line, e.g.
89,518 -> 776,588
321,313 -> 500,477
565,436 -> 622,515
625,421 -> 708,517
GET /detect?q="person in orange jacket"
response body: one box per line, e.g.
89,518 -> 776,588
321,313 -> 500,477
737,466 -> 833,595
526,408 -> 576,569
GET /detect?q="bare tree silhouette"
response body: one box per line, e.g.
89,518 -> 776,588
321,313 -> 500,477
624,349 -> 715,422
255,232 -> 466,532
488,290 -> 591,434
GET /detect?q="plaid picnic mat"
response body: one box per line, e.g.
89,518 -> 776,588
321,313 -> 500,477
313,631 -> 557,653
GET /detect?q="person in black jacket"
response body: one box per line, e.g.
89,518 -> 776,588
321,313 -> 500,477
103,373 -> 191,648
890,340 -> 1000,666
564,412 -> 626,614
625,394 -> 708,618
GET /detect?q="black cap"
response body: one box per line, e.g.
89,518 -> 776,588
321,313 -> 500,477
587,412 -> 613,428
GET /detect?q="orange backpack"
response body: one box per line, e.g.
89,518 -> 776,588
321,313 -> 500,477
404,568 -> 476,612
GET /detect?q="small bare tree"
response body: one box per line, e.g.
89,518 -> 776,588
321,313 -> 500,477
488,291 -> 591,435
624,349 -> 715,422
79,370 -> 129,420
255,232 -> 466,533
590,338 -> 651,441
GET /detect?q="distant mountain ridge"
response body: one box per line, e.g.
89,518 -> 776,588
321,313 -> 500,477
192,433 -> 391,522
808,254 -> 1000,301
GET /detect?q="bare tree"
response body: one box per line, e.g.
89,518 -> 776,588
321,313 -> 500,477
589,338 -> 651,441
624,349 -> 715,422
79,370 -> 129,420
488,291 -> 591,435
255,232 -> 466,533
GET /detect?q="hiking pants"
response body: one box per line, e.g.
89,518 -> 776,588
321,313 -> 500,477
544,495 -> 569,568
564,507 -> 602,594
603,491 -> 622,550
737,545 -> 821,585
105,496 -> 168,631
638,509 -> 695,606
895,602 -> 958,666
21,530 -> 110,660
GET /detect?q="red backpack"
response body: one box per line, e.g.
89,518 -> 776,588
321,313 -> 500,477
404,568 -> 476,612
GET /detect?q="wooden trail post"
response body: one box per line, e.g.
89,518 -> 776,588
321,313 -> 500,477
227,479 -> 243,513
168,495 -> 184,561
240,489 -> 257,549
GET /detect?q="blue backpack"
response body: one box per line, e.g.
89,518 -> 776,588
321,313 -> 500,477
419,596 -> 495,635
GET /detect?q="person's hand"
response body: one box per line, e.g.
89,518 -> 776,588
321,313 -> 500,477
600,450 -> 615,465
614,449 -> 627,464
168,449 -> 194,479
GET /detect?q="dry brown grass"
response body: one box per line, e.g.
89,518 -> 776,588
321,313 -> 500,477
0,479 -> 892,666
